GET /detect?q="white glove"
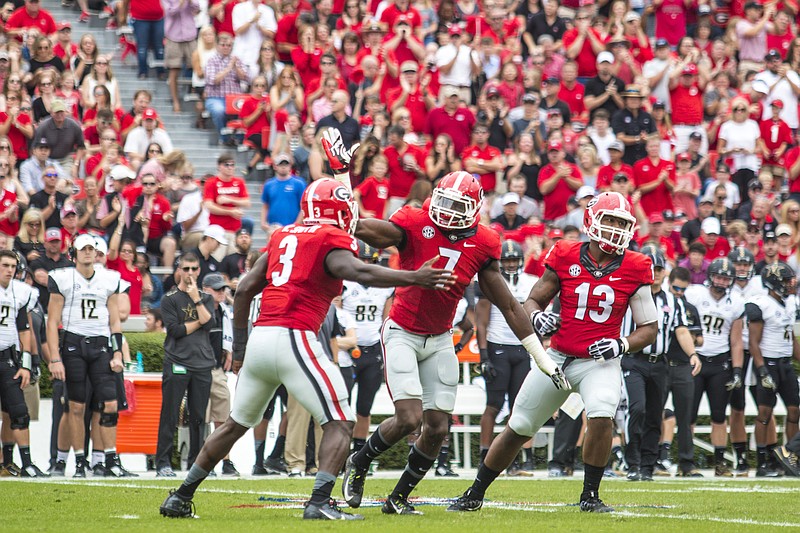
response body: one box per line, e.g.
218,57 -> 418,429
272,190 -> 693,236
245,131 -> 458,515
588,337 -> 628,362
321,127 -> 360,175
530,310 -> 561,337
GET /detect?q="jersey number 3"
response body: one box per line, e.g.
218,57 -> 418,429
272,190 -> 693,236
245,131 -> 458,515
574,282 -> 615,323
272,235 -> 298,287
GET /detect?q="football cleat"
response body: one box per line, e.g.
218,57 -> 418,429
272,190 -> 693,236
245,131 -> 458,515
264,456 -> 287,474
20,464 -> 49,478
734,461 -> 750,477
252,464 -> 272,476
92,463 -> 109,477
446,488 -> 484,512
677,469 -> 703,478
756,465 -> 782,478
303,499 -> 363,520
3,462 -> 21,476
47,460 -> 66,477
74,461 -> 87,478
221,460 -> 240,477
156,466 -> 177,478
548,467 -> 568,478
714,464 -> 733,477
382,494 -> 424,515
626,468 -> 641,481
653,462 -> 671,477
435,465 -> 459,477
773,446 -> 800,477
106,457 -> 139,478
639,470 -> 654,482
160,490 -> 195,518
506,460 -> 533,477
342,453 -> 368,508
580,493 -> 614,513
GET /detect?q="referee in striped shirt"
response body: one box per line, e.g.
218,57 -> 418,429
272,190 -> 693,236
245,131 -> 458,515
620,248 -> 695,481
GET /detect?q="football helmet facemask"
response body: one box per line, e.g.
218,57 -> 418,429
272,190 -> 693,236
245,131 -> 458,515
728,247 -> 755,281
762,261 -> 797,298
583,192 -> 637,255
707,257 -> 735,291
500,240 -> 524,280
429,171 -> 484,230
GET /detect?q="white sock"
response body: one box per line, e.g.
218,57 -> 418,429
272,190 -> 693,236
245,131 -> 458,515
91,451 -> 104,467
57,450 -> 69,463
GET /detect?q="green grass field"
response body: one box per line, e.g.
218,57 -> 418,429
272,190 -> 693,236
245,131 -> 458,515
2,476 -> 799,532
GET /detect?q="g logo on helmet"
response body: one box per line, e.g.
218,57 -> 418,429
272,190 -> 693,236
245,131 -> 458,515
333,185 -> 352,202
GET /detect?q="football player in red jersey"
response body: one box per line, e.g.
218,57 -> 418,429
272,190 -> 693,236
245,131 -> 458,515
160,178 -> 457,522
450,191 -> 659,514
320,129 -> 570,516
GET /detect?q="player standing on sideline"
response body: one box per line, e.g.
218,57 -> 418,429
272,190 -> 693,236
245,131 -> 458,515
728,247 -> 766,476
0,250 -> 47,477
331,132 -> 569,513
475,240 -> 538,474
449,192 -> 658,513
684,258 -> 745,477
160,177 -> 457,521
341,241 -> 394,457
746,262 -> 800,477
46,234 -> 126,478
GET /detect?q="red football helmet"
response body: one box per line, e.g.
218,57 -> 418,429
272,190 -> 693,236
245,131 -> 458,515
301,178 -> 358,234
583,191 -> 637,255
429,171 -> 484,229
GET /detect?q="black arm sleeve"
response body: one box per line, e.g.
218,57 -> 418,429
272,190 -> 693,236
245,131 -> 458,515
161,294 -> 188,339
16,308 -> 29,330
745,302 -> 763,323
47,276 -> 62,296
201,295 -> 217,331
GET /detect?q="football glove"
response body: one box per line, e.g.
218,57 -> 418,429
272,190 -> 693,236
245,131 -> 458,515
321,127 -> 360,175
530,310 -> 561,337
757,366 -> 777,391
588,338 -> 628,362
478,348 -> 496,383
725,367 -> 743,391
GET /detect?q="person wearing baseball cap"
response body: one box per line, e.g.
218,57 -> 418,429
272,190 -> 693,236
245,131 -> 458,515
759,97 -> 793,179
32,98 -> 85,172
29,227 -> 73,309
539,137 -> 583,221
123,105 -> 174,165
596,138 -> 633,190
669,52 -> 707,154
178,224 -> 226,286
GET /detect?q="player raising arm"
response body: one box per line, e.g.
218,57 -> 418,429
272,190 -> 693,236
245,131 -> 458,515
326,122 -> 568,516
450,192 -> 659,514
160,178 -> 456,521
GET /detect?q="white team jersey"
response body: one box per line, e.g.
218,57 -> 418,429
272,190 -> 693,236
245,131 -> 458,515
49,267 -> 121,337
747,293 -> 796,359
248,293 -> 262,333
342,281 -> 393,346
0,280 -> 33,350
96,265 -> 131,294
685,285 -> 745,356
487,273 -> 538,345
453,296 -> 468,328
731,276 -> 766,347
24,284 -> 39,311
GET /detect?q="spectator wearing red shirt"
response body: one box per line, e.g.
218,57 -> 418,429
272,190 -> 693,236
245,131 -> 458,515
654,0 -> 694,47
4,0 -> 56,40
597,140 -> 634,190
107,233 -> 144,316
209,0 -> 236,37
381,18 -> 426,97
461,123 -> 503,193
623,11 -> 654,65
697,216 -> 731,259
633,136 -> 675,217
758,99 -> 793,178
668,62 -> 708,153
203,153 -> 251,260
53,22 -> 76,67
637,212 -> 676,260
384,125 -> 427,214
380,0 -> 422,34
0,92 -> 34,162
354,154 -> 390,219
274,1 -> 299,63
239,76 -> 272,173
425,86 -> 476,154
291,25 -> 324,90
386,60 -> 435,134
0,176 -> 18,237
523,228 -> 563,277
562,8 -> 608,79
557,61 -> 586,120
124,173 -> 177,267
539,140 -> 583,221
767,9 -> 793,59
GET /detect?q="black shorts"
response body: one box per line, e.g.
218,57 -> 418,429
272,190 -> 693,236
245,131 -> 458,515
262,385 -> 288,421
62,332 -> 116,405
245,133 -> 270,157
0,348 -> 28,421
485,342 -> 530,411
91,372 -> 129,413
352,342 -> 384,418
692,353 -> 731,425
756,358 -> 800,409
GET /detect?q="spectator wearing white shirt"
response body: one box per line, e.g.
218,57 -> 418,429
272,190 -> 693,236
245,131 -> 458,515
123,108 -> 174,170
435,24 -> 480,103
754,48 -> 800,129
176,167 -> 210,252
232,0 -> 278,80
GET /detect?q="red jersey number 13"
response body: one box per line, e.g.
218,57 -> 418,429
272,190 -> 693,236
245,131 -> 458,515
574,282 -> 615,323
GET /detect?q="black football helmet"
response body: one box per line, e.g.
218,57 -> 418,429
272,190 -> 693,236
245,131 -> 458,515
728,247 -> 755,281
13,250 -> 27,280
500,240 -> 524,280
357,240 -> 380,263
761,261 -> 797,298
707,257 -> 735,291
640,244 -> 666,270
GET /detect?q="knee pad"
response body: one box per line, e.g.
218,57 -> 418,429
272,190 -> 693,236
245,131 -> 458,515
10,413 -> 30,430
99,411 -> 119,427
663,408 -> 675,419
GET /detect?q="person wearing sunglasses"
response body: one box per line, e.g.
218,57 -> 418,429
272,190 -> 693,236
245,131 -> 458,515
156,250 -> 218,480
126,172 -> 177,269
122,107 -> 174,171
20,137 -> 66,197
204,153 -> 250,261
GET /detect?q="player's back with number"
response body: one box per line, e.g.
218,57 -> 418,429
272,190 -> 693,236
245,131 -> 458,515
255,224 -> 357,332
48,267 -> 121,336
389,205 -> 501,335
685,285 -> 744,356
547,240 -> 653,358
